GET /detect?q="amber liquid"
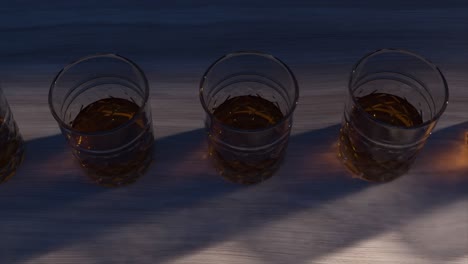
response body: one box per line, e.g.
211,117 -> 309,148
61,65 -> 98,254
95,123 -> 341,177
339,93 -> 424,182
71,98 -> 153,186
0,116 -> 24,184
209,95 -> 288,184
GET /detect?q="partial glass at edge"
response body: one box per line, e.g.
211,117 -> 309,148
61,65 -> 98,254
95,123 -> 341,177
338,49 -> 449,182
49,54 -> 154,186
200,51 -> 299,184
0,88 -> 24,184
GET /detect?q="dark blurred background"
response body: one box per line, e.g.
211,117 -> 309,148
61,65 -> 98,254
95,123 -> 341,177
1,0 -> 467,79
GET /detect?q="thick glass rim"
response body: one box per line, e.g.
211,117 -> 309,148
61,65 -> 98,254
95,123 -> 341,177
199,50 -> 299,133
48,53 -> 150,136
348,48 -> 449,130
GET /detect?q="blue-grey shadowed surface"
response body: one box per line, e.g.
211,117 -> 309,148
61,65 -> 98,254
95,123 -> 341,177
1,1 -> 467,72
0,1 -> 467,263
0,123 -> 466,264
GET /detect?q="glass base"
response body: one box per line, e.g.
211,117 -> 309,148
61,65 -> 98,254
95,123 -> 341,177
82,152 -> 153,187
209,147 -> 285,185
337,144 -> 409,183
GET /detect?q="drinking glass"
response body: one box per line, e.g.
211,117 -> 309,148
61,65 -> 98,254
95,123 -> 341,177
49,54 -> 154,186
200,51 -> 299,184
338,49 -> 449,182
0,88 -> 24,184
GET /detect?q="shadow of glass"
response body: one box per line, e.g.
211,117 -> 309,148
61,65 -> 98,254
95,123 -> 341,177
397,121 -> 468,261
0,134 -> 110,209
0,134 -> 112,262
0,125 -> 372,263
415,121 -> 468,184
0,129 -> 242,263
235,122 -> 468,264
1,123 -> 466,263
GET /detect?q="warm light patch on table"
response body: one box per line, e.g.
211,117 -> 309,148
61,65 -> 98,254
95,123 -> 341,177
446,134 -> 468,171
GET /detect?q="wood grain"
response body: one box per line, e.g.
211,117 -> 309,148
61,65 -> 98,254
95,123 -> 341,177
0,1 -> 467,263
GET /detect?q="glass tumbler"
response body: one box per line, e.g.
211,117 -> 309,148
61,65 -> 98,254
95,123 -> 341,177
49,54 -> 154,186
200,51 -> 299,184
338,49 -> 449,182
0,88 -> 24,184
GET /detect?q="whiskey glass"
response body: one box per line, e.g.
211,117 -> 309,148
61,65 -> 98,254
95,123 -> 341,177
200,51 -> 299,184
338,49 -> 449,182
0,88 -> 24,184
49,54 -> 154,186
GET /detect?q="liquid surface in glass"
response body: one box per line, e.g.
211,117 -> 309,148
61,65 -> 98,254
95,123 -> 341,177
72,98 -> 140,132
213,95 -> 284,130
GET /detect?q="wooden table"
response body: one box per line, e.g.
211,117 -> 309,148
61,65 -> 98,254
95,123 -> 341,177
0,1 -> 467,263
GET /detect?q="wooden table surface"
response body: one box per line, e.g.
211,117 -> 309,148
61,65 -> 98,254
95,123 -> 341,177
0,1 -> 467,263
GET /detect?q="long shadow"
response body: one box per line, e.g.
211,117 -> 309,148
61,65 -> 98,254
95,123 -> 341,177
0,123 -> 465,263
0,134 -> 112,258
0,129 -> 240,262
0,125 -> 369,263
240,122 -> 468,264
396,121 -> 468,261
